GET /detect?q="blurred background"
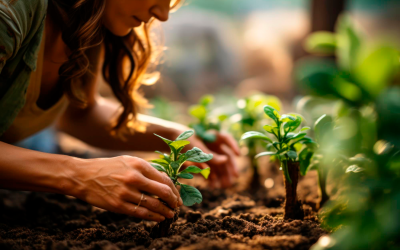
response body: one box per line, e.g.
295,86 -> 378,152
16,0 -> 400,156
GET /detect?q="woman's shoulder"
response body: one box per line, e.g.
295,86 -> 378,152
0,0 -> 48,35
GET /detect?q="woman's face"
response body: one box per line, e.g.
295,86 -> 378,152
103,0 -> 172,36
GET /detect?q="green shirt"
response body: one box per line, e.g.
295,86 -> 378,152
0,0 -> 47,136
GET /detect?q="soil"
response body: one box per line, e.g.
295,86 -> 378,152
0,156 -> 327,250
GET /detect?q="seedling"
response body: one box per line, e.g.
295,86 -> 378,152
241,105 -> 316,220
149,130 -> 212,237
230,94 -> 282,191
189,95 -> 228,143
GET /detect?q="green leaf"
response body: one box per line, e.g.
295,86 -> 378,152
354,46 -> 400,98
280,114 -> 296,123
150,163 -> 167,173
264,105 -> 280,123
336,14 -> 362,71
154,134 -> 173,145
314,114 -> 334,143
169,140 -> 190,150
241,131 -> 273,143
151,159 -> 169,168
178,173 -> 194,179
290,132 -> 307,142
263,125 -> 279,138
192,124 -> 217,143
284,116 -> 302,133
255,151 -> 276,159
218,114 -> 229,122
305,31 -> 337,55
171,161 -> 180,171
301,127 -> 311,132
200,95 -> 214,106
176,130 -> 195,141
189,105 -> 207,121
180,184 -> 202,206
199,167 -> 211,179
287,150 -> 298,160
376,87 -> 400,147
185,147 -> 213,163
299,148 -> 314,176
181,166 -> 210,179
181,165 -> 202,174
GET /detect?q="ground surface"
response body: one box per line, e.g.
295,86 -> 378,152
0,157 -> 327,250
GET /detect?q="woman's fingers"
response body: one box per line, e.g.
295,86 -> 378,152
120,189 -> 175,219
138,160 -> 183,206
131,174 -> 179,209
219,144 -> 239,177
120,201 -> 166,222
217,132 -> 241,156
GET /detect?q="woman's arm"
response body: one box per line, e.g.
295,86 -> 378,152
58,97 -> 186,152
0,141 -> 181,221
58,96 -> 240,188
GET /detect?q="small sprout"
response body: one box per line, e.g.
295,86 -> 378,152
189,95 -> 226,143
150,130 -> 212,206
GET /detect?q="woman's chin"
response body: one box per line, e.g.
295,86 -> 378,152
108,27 -> 133,37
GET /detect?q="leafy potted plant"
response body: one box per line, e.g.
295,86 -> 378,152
241,105 -> 317,220
149,130 -> 212,237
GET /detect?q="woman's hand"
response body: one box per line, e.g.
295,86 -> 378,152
69,155 -> 183,222
186,132 -> 241,188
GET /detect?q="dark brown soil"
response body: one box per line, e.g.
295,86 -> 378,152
0,157 -> 327,250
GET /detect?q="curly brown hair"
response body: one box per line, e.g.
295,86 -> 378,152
49,0 -> 182,138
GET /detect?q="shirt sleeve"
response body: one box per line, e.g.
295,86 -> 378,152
0,5 -> 23,74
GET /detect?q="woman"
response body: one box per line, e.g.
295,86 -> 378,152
0,0 -> 240,223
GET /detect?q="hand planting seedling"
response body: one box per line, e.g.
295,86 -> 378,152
149,130 -> 212,237
189,95 -> 228,143
241,105 -> 317,220
230,94 -> 282,191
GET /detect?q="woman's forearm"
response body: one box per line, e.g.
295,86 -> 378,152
0,142 -> 76,194
58,97 -> 189,152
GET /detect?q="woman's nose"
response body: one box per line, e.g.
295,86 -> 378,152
150,2 -> 170,22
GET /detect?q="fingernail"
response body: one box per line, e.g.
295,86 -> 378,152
168,210 -> 174,218
179,197 -> 183,206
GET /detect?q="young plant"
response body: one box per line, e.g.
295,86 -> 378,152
189,95 -> 228,143
241,105 -> 316,220
230,94 -> 282,191
149,130 -> 212,237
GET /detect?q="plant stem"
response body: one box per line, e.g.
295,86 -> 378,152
248,144 -> 261,191
283,161 -> 304,220
317,166 -> 329,208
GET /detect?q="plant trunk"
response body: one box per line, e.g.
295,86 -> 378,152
283,161 -> 304,220
150,207 -> 180,238
250,161 -> 261,191
311,0 -> 346,32
317,167 -> 329,209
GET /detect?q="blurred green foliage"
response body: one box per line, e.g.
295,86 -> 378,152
296,14 -> 400,250
189,95 -> 228,143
